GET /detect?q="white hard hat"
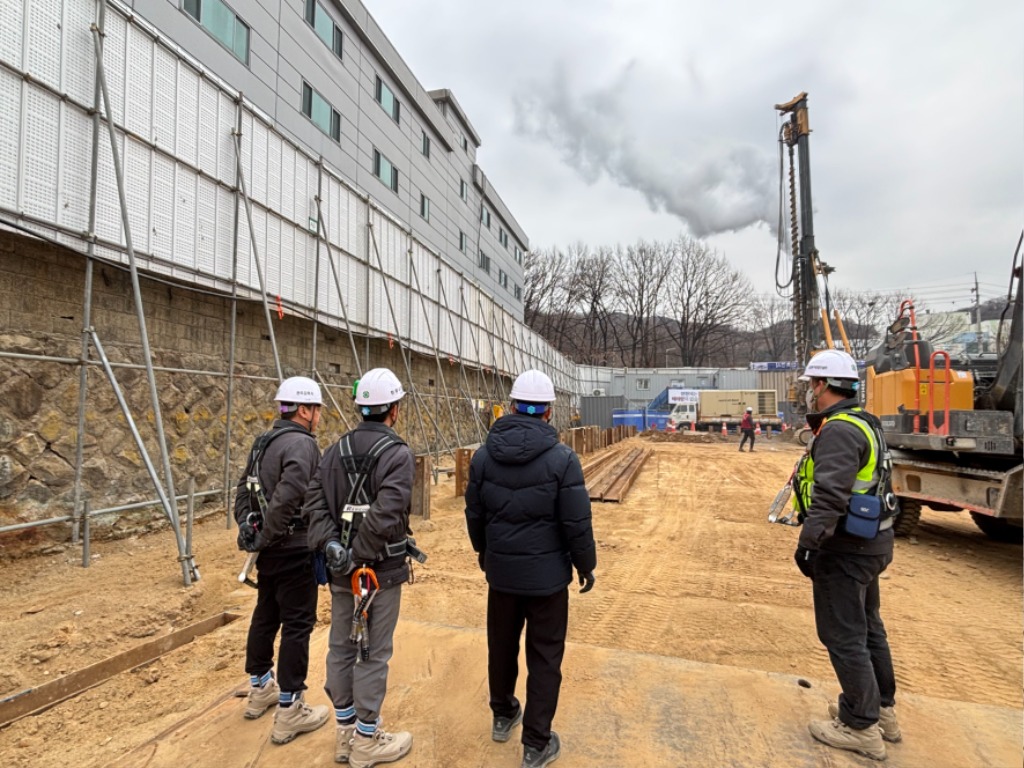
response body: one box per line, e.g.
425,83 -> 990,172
799,350 -> 859,382
746,406 -> 753,412
275,376 -> 322,406
353,368 -> 405,413
510,369 -> 556,407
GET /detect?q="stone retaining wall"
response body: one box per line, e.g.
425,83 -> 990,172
0,231 -> 545,554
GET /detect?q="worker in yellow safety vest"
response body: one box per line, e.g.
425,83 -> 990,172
790,350 -> 902,762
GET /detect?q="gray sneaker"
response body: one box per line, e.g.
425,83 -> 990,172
270,695 -> 330,744
492,707 -> 523,743
244,678 -> 280,719
828,701 -> 902,742
522,732 -> 561,768
809,718 -> 886,761
335,723 -> 356,763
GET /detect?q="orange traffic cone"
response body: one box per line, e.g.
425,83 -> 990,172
666,421 -> 676,433
755,422 -> 762,436
721,421 -> 727,436
690,421 -> 696,433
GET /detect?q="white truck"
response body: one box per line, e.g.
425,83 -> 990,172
667,389 -> 781,431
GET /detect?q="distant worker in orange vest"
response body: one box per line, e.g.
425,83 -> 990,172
739,407 -> 756,452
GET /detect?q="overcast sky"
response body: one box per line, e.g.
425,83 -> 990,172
365,1 -> 1022,313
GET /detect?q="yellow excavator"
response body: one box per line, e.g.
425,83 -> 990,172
864,248 -> 1022,540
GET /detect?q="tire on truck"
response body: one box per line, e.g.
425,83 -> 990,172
892,497 -> 922,537
968,512 -> 1024,543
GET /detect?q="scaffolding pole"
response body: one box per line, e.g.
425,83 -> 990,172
480,296 -> 509,402
408,248 -> 462,449
314,194 -> 364,377
224,97 -> 243,526
436,272 -> 486,443
91,4 -> 192,585
366,219 -> 451,459
230,129 -> 283,382
71,0 -> 106,544
91,329 -> 196,584
459,285 -> 498,408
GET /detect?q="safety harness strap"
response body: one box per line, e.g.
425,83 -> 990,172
245,425 -> 313,523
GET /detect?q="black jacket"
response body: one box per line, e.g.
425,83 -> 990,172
798,399 -> 894,556
233,419 -> 321,551
305,422 -> 415,588
465,414 -> 597,596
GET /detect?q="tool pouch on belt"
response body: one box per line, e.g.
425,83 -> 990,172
340,503 -> 370,548
844,494 -> 882,539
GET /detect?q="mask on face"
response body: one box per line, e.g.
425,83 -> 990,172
805,383 -> 818,412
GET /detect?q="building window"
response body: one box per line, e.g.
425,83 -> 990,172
183,0 -> 249,63
460,132 -> 468,151
304,0 -> 342,58
459,179 -> 468,201
459,231 -> 467,252
373,149 -> 398,192
499,228 -> 509,248
514,283 -> 522,301
498,269 -> 509,290
419,194 -> 430,221
301,81 -> 340,141
636,378 -> 650,391
421,130 -> 430,159
514,245 -> 523,265
375,76 -> 400,123
478,250 -> 490,273
480,206 -> 490,228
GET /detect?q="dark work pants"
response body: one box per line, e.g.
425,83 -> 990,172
812,550 -> 896,730
487,587 -> 568,751
739,429 -> 755,450
245,547 -> 318,694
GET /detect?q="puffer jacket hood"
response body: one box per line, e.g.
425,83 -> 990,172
465,414 -> 597,596
485,414 -> 559,465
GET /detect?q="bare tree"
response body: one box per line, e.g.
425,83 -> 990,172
611,240 -> 673,366
663,236 -> 751,366
749,293 -> 793,361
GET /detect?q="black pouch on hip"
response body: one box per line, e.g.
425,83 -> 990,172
844,494 -> 881,539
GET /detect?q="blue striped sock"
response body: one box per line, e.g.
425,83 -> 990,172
355,718 -> 378,737
250,671 -> 272,688
336,705 -> 356,725
279,690 -> 298,708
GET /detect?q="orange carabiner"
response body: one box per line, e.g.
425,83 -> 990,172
350,566 -> 379,596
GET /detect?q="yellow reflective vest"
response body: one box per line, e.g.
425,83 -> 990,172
793,409 -> 879,517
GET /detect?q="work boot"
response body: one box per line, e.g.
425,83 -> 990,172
828,701 -> 902,742
335,724 -> 356,763
348,727 -> 413,768
522,731 -> 561,768
244,677 -> 280,719
270,695 -> 330,744
809,718 -> 886,761
492,706 -> 523,742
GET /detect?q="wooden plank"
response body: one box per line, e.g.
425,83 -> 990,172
0,612 -> 241,727
603,449 -> 653,503
588,448 -> 643,500
412,455 -> 431,519
454,447 -> 473,497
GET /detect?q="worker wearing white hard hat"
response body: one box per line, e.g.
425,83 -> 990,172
306,367 -> 416,766
790,349 -> 901,759
235,375 -> 329,744
465,369 -> 596,765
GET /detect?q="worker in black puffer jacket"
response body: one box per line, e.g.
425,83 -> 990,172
465,369 -> 596,768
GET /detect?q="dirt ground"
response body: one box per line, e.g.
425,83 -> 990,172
0,437 -> 1021,767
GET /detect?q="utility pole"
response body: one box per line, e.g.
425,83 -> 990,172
970,271 -> 983,352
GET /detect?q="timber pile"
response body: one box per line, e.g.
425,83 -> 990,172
584,447 -> 652,503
